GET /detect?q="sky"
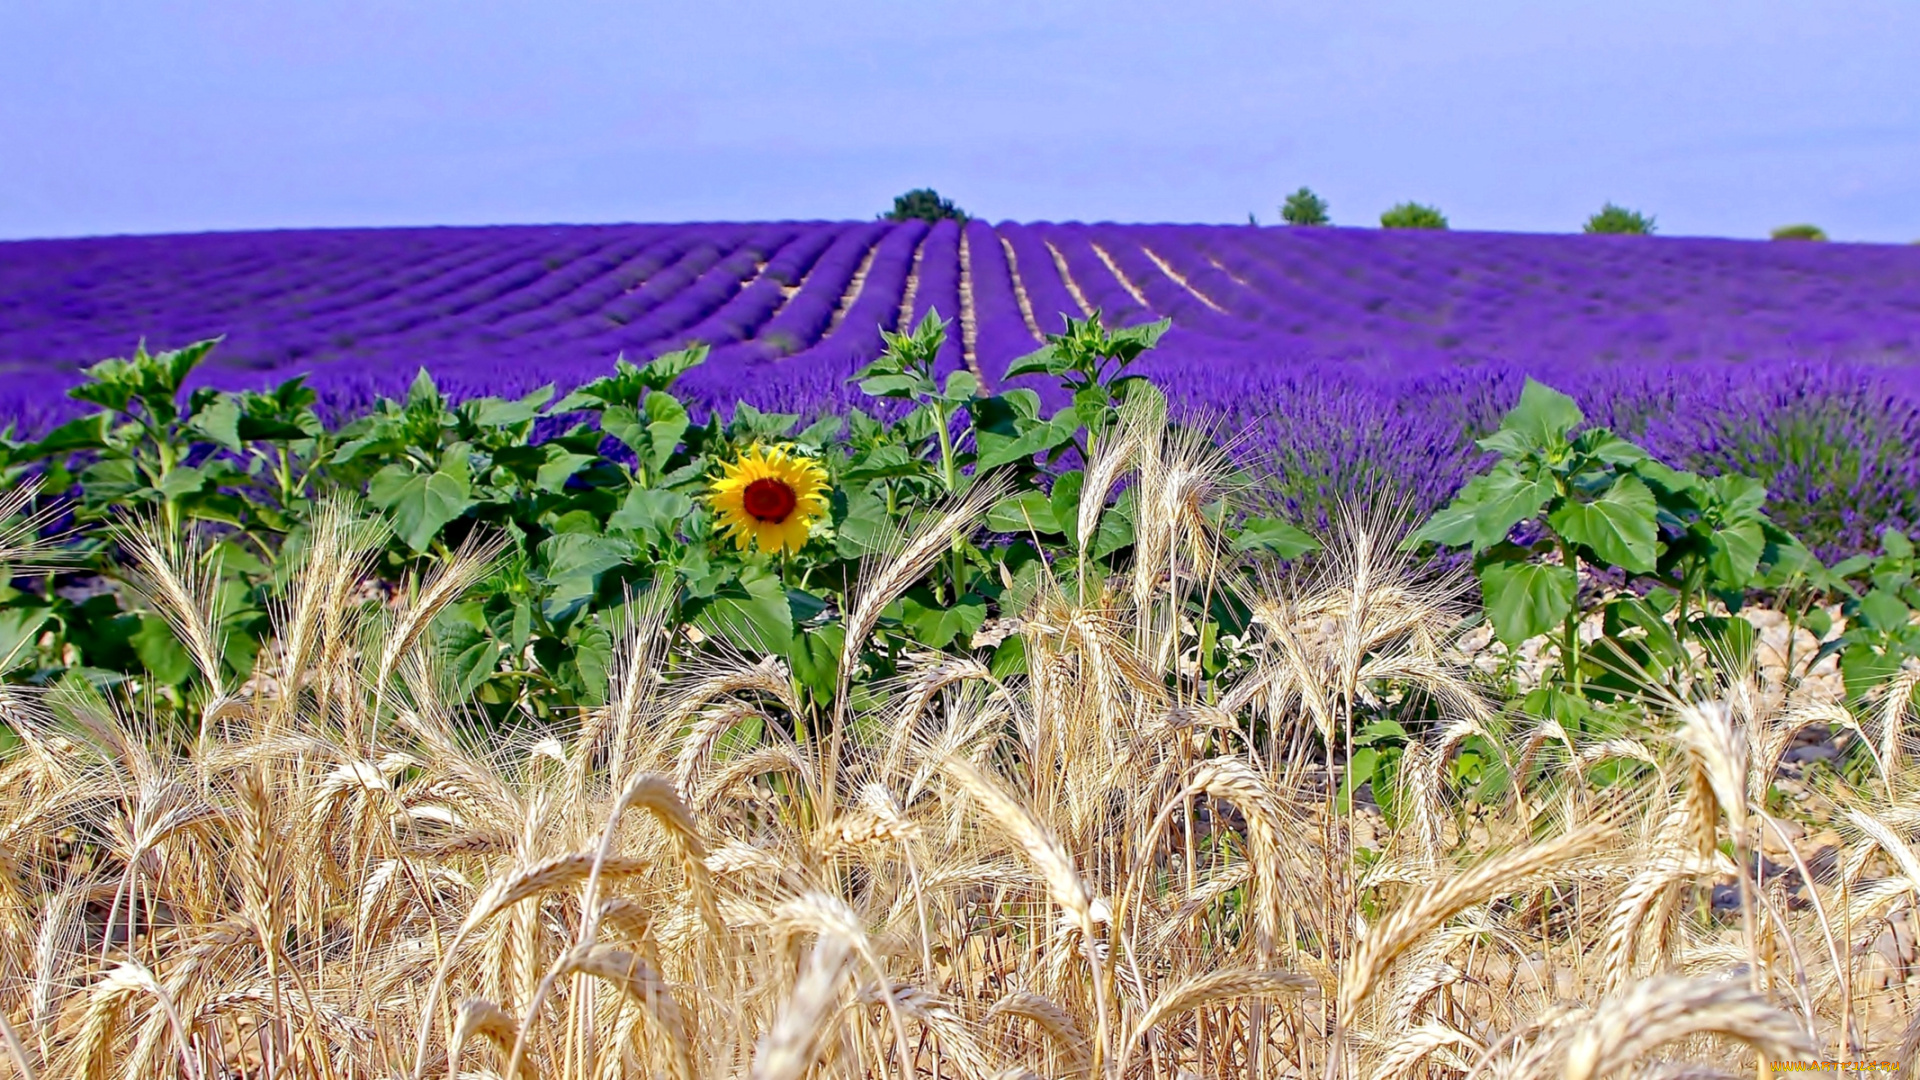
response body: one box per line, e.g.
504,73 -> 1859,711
3,1 -> 1917,242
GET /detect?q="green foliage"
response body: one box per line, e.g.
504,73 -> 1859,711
1411,378 -> 1815,701
881,188 -> 968,223
3,313 -> 1309,731
1281,187 -> 1331,226
1379,202 -> 1448,230
1770,224 -> 1828,241
1583,203 -> 1656,235
1823,530 -> 1920,697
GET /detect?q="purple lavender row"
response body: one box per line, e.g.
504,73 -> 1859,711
476,231 -> 684,336
961,220 -> 1042,385
994,223 -> 1085,338
756,223 -> 891,346
678,222 -> 925,408
586,226 -> 801,358
1030,225 -> 1150,325
668,226 -> 843,350
703,222 -> 889,369
906,220 -> 966,379
1083,228 -> 1253,340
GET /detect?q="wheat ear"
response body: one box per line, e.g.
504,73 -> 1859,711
1119,968 -> 1315,1074
0,1010 -> 35,1080
450,998 -> 531,1080
373,532 -> 509,701
1370,1021 -> 1484,1080
561,945 -> 693,1080
411,852 -> 646,1080
1340,819 -> 1613,1015
752,935 -> 854,1080
986,991 -> 1092,1076
1562,975 -> 1815,1080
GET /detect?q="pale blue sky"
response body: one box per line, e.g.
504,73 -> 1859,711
3,1 -> 1916,241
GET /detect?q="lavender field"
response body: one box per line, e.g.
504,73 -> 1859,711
4,220 -> 1919,553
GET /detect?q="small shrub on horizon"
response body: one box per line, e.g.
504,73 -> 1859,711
1281,186 -> 1331,226
1771,223 -> 1828,241
882,188 -> 969,223
1583,202 -> 1656,235
1380,201 -> 1449,230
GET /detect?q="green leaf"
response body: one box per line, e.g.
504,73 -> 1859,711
1003,345 -> 1063,379
1493,378 -> 1584,449
843,445 -> 921,483
191,394 -> 246,452
986,491 -> 1062,535
368,459 -> 476,554
1050,471 -> 1086,549
608,487 -> 692,541
22,414 -> 111,458
789,622 -> 844,707
538,535 -> 634,625
405,368 -> 443,410
535,447 -> 596,492
1857,588 -> 1911,633
1548,473 -> 1659,573
130,614 -> 196,685
638,344 -> 708,391
835,486 -> 891,558
1635,459 -> 1703,498
1411,465 -> 1553,552
1705,521 -> 1766,588
1089,490 -> 1136,559
467,386 -> 553,428
1707,474 -> 1768,517
899,591 -> 988,649
566,621 -> 615,706
796,415 -> 844,447
692,571 -> 794,655
728,402 -> 799,441
1480,561 -> 1578,645
1235,517 -> 1321,559
940,370 -> 980,402
975,406 -> 1080,472
1841,643 -> 1904,700
1576,429 -> 1650,467
1339,746 -> 1378,813
1883,529 -> 1914,560
857,373 -> 931,399
0,607 -> 49,670
535,533 -> 633,585
157,465 -> 209,499
436,618 -> 505,699
597,404 -> 648,457
641,391 -> 690,472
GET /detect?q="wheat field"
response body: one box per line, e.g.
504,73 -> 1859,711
1,415 -> 1917,1080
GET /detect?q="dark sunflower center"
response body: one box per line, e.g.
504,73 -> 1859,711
742,478 -> 798,523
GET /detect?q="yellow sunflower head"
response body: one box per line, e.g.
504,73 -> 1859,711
708,443 -> 830,555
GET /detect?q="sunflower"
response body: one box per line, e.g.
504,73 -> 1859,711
708,443 -> 830,555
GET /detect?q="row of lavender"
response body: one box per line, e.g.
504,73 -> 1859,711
4,221 -> 1919,555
